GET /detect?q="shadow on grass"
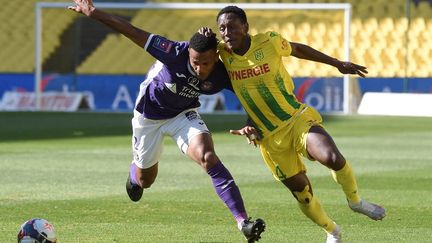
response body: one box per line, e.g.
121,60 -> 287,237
0,112 -> 132,141
0,112 -> 249,142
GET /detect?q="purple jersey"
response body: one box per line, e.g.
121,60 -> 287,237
135,34 -> 233,119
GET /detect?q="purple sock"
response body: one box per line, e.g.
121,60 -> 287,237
129,163 -> 138,185
207,161 -> 248,224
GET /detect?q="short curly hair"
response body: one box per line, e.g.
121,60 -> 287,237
216,6 -> 247,24
189,32 -> 218,52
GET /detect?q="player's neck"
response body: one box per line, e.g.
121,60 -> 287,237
234,35 -> 251,56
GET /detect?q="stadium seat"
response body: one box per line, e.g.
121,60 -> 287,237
1,0 -> 430,77
72,2 -> 431,77
412,1 -> 432,18
0,0 -> 77,73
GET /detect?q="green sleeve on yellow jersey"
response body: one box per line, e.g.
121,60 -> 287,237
266,31 -> 292,57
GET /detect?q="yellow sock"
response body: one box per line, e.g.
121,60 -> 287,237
331,161 -> 361,204
295,186 -> 336,233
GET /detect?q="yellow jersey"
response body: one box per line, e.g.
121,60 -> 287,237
218,31 -> 305,137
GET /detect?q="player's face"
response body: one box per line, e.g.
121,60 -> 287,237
217,13 -> 249,53
188,48 -> 219,80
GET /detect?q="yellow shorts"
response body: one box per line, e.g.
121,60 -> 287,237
259,106 -> 323,181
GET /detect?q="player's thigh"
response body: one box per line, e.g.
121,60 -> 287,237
166,109 -> 211,155
307,126 -> 345,169
293,106 -> 324,161
132,112 -> 165,169
260,129 -> 306,181
296,107 -> 345,169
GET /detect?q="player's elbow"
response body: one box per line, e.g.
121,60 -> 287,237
290,42 -> 308,59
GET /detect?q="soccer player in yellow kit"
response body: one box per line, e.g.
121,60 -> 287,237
209,5 -> 386,243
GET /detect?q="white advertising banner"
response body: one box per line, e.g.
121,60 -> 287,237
358,92 -> 432,117
0,91 -> 94,112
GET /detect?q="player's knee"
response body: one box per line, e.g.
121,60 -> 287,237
198,151 -> 219,171
320,150 -> 345,168
293,185 -> 313,204
321,150 -> 338,164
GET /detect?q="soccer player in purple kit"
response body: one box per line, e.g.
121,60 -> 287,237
68,1 -> 265,242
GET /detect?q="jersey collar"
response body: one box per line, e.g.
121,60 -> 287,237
232,34 -> 254,59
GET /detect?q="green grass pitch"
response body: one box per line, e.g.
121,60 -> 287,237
1,112 -> 431,242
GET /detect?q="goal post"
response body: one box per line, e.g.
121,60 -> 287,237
35,2 -> 352,113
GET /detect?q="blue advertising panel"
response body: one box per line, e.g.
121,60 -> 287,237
0,74 -> 34,92
39,74 -> 145,110
1,73 -> 431,112
75,75 -> 144,110
0,74 -> 144,111
223,77 -> 345,113
358,78 -> 404,93
293,77 -> 344,113
0,74 -> 346,113
357,78 -> 432,93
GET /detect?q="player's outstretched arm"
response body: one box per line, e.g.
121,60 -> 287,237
290,42 -> 368,77
68,0 -> 150,48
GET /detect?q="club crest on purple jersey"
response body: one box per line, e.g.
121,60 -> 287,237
153,36 -> 173,53
200,81 -> 214,91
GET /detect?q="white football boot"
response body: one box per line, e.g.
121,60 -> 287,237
326,224 -> 341,243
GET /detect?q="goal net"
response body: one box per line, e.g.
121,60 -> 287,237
33,2 -> 354,113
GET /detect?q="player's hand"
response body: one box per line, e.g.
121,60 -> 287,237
336,61 -> 368,78
230,126 -> 261,147
68,0 -> 95,17
198,27 -> 216,38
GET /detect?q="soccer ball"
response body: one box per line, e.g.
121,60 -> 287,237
17,218 -> 57,243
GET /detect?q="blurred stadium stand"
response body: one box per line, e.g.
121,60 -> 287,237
0,0 -> 76,73
0,0 -> 430,77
